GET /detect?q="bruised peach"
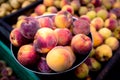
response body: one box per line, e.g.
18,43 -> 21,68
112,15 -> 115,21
20,17 -> 40,39
54,10 -> 73,28
46,46 -> 75,72
61,5 -> 74,15
71,34 -> 92,55
104,18 -> 118,31
33,28 -> 58,54
90,17 -> 104,30
73,19 -> 90,35
10,28 -> 31,47
17,44 -> 39,67
54,28 -> 72,46
37,17 -> 54,29
34,4 -> 46,15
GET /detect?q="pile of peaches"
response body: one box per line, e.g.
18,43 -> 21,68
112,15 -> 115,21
10,10 -> 92,73
10,0 -> 120,79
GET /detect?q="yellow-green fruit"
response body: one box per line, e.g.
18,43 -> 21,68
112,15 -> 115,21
79,6 -> 88,16
95,44 -> 112,62
97,9 -> 108,20
86,10 -> 96,20
105,37 -> 119,51
75,63 -> 89,79
98,28 -> 112,39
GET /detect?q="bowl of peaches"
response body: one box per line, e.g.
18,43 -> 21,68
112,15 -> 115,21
10,11 -> 93,75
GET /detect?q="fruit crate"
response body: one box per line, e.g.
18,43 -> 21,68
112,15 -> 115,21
0,0 -> 120,80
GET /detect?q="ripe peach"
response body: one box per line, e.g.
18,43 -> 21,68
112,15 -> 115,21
61,5 -> 74,15
34,4 -> 46,15
54,28 -> 72,46
105,37 -> 119,51
37,17 -> 54,29
104,18 -> 118,31
20,17 -> 40,39
46,46 -> 75,72
70,0 -> 80,11
33,28 -> 58,54
10,28 -> 31,47
92,32 -> 104,47
71,34 -> 92,55
98,28 -> 112,39
17,44 -> 39,67
95,44 -> 112,62
80,15 -> 91,23
74,63 -> 89,79
73,19 -> 90,35
90,17 -> 104,30
43,0 -> 54,7
86,10 -> 96,20
54,10 -> 73,28
60,0 -> 70,8
47,6 -> 58,13
97,9 -> 108,20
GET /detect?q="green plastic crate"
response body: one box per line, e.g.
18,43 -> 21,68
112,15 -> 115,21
0,40 -> 40,80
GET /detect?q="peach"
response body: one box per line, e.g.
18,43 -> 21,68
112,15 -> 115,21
17,44 -> 39,67
113,1 -> 120,8
47,6 -> 58,13
108,13 -> 117,19
86,10 -> 96,20
71,34 -> 92,55
20,17 -> 40,39
53,0 -> 61,9
33,28 -> 58,54
54,10 -> 73,28
61,5 -> 74,15
78,6 -> 88,16
80,15 -> 91,23
46,46 -> 75,72
87,3 -> 95,11
85,57 -> 101,71
89,47 -> 95,57
60,0 -> 70,8
98,28 -> 112,39
95,44 -> 112,62
92,32 -> 104,47
30,13 -> 38,17
74,63 -> 89,79
37,17 -> 54,29
54,28 -> 72,46
90,17 -> 104,30
102,0 -> 115,10
97,9 -> 108,20
110,8 -> 120,18
91,0 -> 102,7
34,4 -> 46,15
105,37 -> 119,51
70,0 -> 80,11
73,19 -> 90,35
43,0 -> 54,7
104,18 -> 118,31
10,28 -> 31,47
80,0 -> 91,5
113,26 -> 120,39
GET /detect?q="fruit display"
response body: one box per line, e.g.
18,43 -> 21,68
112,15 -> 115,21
0,0 -> 37,18
0,60 -> 18,80
10,11 -> 93,74
1,0 -> 120,80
